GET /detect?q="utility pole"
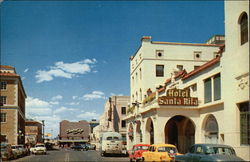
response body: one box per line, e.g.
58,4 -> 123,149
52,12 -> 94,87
42,120 -> 45,143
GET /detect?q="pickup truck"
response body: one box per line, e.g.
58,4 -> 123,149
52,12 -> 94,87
33,144 -> 47,155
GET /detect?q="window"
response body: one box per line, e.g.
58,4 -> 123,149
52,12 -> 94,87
213,74 -> 221,101
0,81 -> 7,90
239,13 -> 248,45
121,107 -> 126,115
139,68 -> 142,80
0,113 -> 6,122
121,120 -> 126,128
177,65 -> 183,71
0,96 -> 7,105
239,102 -> 250,145
194,51 -> 202,60
204,78 -> 212,103
196,146 -> 204,154
156,65 -> 164,77
156,50 -> 164,58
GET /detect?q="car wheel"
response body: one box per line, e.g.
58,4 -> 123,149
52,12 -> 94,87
142,157 -> 145,162
130,158 -> 133,162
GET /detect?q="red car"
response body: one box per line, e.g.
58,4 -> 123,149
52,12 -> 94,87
129,144 -> 150,162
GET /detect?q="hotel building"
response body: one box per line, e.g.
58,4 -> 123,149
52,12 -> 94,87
125,1 -> 249,160
0,65 -> 27,145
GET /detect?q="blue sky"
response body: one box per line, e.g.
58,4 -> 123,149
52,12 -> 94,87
1,1 -> 224,137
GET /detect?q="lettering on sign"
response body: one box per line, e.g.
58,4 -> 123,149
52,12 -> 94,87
158,88 -> 198,106
66,128 -> 84,134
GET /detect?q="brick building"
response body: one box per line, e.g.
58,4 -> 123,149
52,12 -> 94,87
59,120 -> 90,147
25,119 -> 43,145
0,65 -> 27,145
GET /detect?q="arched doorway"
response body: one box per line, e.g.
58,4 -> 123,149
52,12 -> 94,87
165,115 -> 195,153
203,115 -> 219,144
145,118 -> 154,144
136,120 -> 142,143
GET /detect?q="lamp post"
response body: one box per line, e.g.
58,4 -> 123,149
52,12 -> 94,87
41,120 -> 45,143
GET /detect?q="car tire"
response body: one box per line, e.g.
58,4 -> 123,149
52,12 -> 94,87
142,157 -> 145,162
130,158 -> 133,162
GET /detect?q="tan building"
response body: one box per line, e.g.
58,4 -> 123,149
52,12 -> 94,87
25,119 -> 43,145
0,65 -> 27,145
125,1 -> 249,161
59,120 -> 90,147
99,96 -> 130,144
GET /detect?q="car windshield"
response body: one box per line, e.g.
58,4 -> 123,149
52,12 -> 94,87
158,147 -> 177,153
136,146 -> 149,150
207,147 -> 235,155
36,145 -> 44,147
11,146 -> 16,149
106,136 -> 120,141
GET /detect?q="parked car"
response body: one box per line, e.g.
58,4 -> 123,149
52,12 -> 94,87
30,146 -> 36,154
88,144 -> 96,150
17,145 -> 29,156
1,143 -> 15,161
11,145 -> 22,158
33,144 -> 47,155
81,144 -> 89,151
142,144 -> 181,162
175,144 -> 245,162
71,145 -> 84,151
129,144 -> 150,162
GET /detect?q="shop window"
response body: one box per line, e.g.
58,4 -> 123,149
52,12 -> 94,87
121,107 -> 126,115
204,78 -> 212,103
0,96 -> 7,105
239,102 -> 250,145
239,12 -> 248,45
156,65 -> 164,77
0,113 -> 6,122
213,74 -> 221,101
139,68 -> 142,80
121,120 -> 126,128
0,81 -> 7,90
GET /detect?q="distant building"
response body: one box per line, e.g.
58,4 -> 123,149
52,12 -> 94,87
99,96 -> 130,144
0,65 -> 27,145
59,120 -> 90,147
25,119 -> 43,145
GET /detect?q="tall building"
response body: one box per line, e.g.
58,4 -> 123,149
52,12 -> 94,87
25,119 -> 43,145
99,96 -> 130,144
0,65 -> 27,145
125,1 -> 249,160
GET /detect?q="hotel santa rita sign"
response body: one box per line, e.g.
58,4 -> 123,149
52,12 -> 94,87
158,88 -> 198,106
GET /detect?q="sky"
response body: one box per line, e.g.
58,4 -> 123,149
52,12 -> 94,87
1,0 -> 224,138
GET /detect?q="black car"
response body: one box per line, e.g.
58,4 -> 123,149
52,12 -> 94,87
71,144 -> 88,151
175,144 -> 244,162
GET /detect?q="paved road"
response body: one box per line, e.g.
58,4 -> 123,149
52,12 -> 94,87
10,149 -> 129,162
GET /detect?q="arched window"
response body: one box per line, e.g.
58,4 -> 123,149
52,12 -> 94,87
239,12 -> 248,45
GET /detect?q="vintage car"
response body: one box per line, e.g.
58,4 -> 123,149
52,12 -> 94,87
142,144 -> 181,162
129,144 -> 150,162
11,145 -> 22,158
1,143 -> 15,161
175,144 -> 244,162
33,144 -> 47,155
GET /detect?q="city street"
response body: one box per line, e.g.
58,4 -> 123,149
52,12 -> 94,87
11,149 -> 129,162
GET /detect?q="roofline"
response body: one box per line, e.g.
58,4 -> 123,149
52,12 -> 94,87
152,41 -> 222,47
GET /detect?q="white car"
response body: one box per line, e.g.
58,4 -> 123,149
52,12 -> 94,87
33,144 -> 47,155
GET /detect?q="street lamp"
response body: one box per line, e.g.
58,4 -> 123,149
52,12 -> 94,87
41,120 -> 45,143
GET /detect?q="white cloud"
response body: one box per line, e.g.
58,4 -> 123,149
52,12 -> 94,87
67,102 -> 80,106
24,68 -> 29,73
72,96 -> 78,100
77,111 -> 100,120
51,95 -> 63,101
53,107 -> 75,114
110,93 -> 124,96
35,59 -> 97,83
49,101 -> 59,105
82,91 -> 105,100
26,97 -> 52,116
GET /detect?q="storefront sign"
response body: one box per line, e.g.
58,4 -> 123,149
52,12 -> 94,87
158,88 -> 198,106
66,128 -> 84,134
